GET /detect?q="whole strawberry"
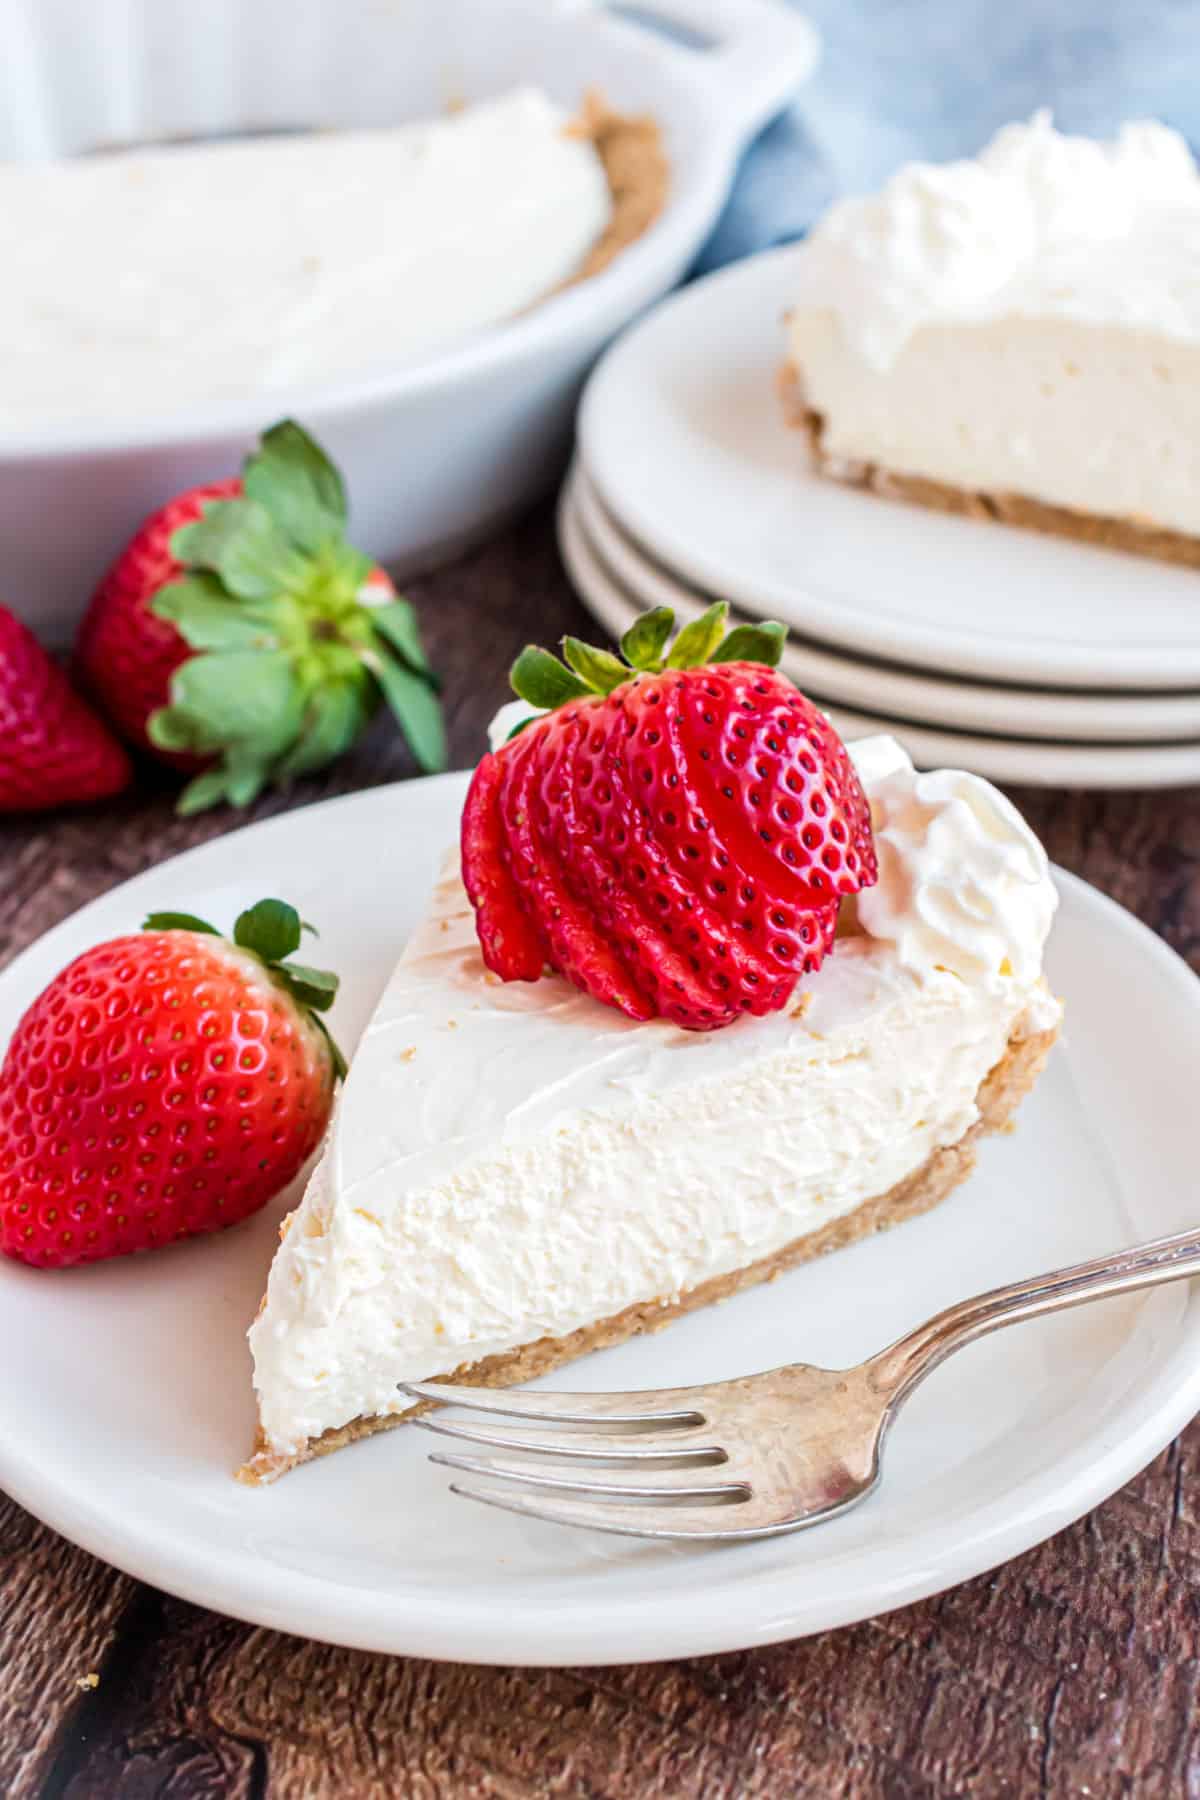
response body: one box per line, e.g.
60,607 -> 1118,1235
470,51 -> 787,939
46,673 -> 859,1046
461,606 -> 877,1032
75,420 -> 444,814
0,605 -> 131,813
0,900 -> 344,1268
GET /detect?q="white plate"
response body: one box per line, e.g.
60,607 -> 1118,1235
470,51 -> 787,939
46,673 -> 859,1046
572,461 -> 1200,745
559,483 -> 1200,790
578,244 -> 1200,693
2,778 -> 1200,1664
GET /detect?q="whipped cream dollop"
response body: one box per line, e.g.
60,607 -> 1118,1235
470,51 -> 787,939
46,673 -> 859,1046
249,734 -> 1061,1462
851,736 -> 1056,987
790,113 -> 1200,368
0,87 -> 611,431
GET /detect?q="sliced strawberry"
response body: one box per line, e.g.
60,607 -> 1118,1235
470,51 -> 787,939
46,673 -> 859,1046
617,676 -> 837,997
676,665 -> 872,907
461,750 -> 546,982
498,721 -> 653,1022
539,707 -> 738,1029
468,608 -> 876,1033
578,695 -> 793,1018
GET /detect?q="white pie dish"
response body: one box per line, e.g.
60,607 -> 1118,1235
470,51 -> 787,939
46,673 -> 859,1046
0,0 -> 818,642
0,776 -> 1198,1662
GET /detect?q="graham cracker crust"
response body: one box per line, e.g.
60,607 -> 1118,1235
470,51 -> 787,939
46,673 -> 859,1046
780,361 -> 1200,571
239,1019 -> 1058,1485
569,91 -> 668,282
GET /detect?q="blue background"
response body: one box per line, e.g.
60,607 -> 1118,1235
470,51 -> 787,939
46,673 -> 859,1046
699,0 -> 1200,272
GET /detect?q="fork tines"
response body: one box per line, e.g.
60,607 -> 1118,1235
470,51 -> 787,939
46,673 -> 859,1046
399,1380 -> 754,1540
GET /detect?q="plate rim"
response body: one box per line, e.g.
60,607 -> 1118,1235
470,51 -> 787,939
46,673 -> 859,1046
571,460 -> 1200,745
578,243 -> 1200,694
558,478 -> 1200,792
1,776 -> 1199,1664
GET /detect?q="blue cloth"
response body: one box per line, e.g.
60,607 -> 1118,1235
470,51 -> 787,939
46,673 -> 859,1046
697,0 -> 1200,273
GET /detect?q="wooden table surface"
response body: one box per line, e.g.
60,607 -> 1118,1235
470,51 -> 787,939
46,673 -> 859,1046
2,504 -> 1199,1798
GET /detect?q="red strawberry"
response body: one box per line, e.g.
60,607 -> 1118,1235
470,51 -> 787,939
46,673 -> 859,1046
461,606 -> 876,1033
0,605 -> 131,814
459,746 -> 548,984
498,717 -> 654,1022
75,420 -> 444,814
0,899 -> 345,1269
76,478 -> 239,767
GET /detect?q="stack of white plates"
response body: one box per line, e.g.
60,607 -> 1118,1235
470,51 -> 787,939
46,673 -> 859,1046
559,247 -> 1200,789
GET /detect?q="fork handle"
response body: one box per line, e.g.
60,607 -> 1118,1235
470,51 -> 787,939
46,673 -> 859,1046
868,1225 -> 1200,1407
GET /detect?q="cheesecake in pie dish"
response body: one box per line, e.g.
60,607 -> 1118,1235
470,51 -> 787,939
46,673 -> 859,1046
782,113 -> 1200,565
0,87 -> 666,430
242,613 -> 1059,1482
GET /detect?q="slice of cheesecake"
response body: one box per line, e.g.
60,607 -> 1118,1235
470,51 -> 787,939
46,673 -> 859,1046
242,734 -> 1059,1483
783,113 -> 1200,565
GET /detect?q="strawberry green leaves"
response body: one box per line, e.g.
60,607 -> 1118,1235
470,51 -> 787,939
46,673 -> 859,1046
620,606 -> 674,671
366,649 -> 446,776
142,910 -> 220,935
562,637 -> 629,695
241,419 -> 348,552
509,605 -> 788,715
172,497 -> 310,601
147,420 -> 444,814
709,621 -> 787,666
272,682 -> 369,783
143,897 -> 347,1080
510,647 -> 591,710
151,575 -> 278,651
148,649 -> 307,811
371,598 -> 436,679
667,602 -> 729,669
233,897 -> 307,963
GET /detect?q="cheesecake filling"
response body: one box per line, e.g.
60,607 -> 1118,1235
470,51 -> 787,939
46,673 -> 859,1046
789,315 -> 1200,538
0,87 -> 612,430
250,738 -> 1060,1457
785,115 -> 1200,535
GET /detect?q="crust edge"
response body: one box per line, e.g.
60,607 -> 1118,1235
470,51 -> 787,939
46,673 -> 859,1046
568,91 -> 669,282
779,359 -> 1200,570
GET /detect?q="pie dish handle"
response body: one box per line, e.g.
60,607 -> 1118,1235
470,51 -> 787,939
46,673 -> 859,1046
565,0 -> 821,148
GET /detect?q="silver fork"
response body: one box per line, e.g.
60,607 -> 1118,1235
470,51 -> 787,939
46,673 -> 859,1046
401,1226 -> 1200,1542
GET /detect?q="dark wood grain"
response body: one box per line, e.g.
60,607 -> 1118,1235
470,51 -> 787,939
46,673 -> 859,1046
3,503 -> 1200,1799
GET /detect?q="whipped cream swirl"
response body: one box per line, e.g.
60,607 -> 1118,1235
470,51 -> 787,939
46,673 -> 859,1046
791,112 -> 1200,368
850,736 -> 1056,987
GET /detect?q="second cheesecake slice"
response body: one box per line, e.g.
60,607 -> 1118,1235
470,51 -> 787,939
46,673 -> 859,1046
783,113 -> 1200,567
